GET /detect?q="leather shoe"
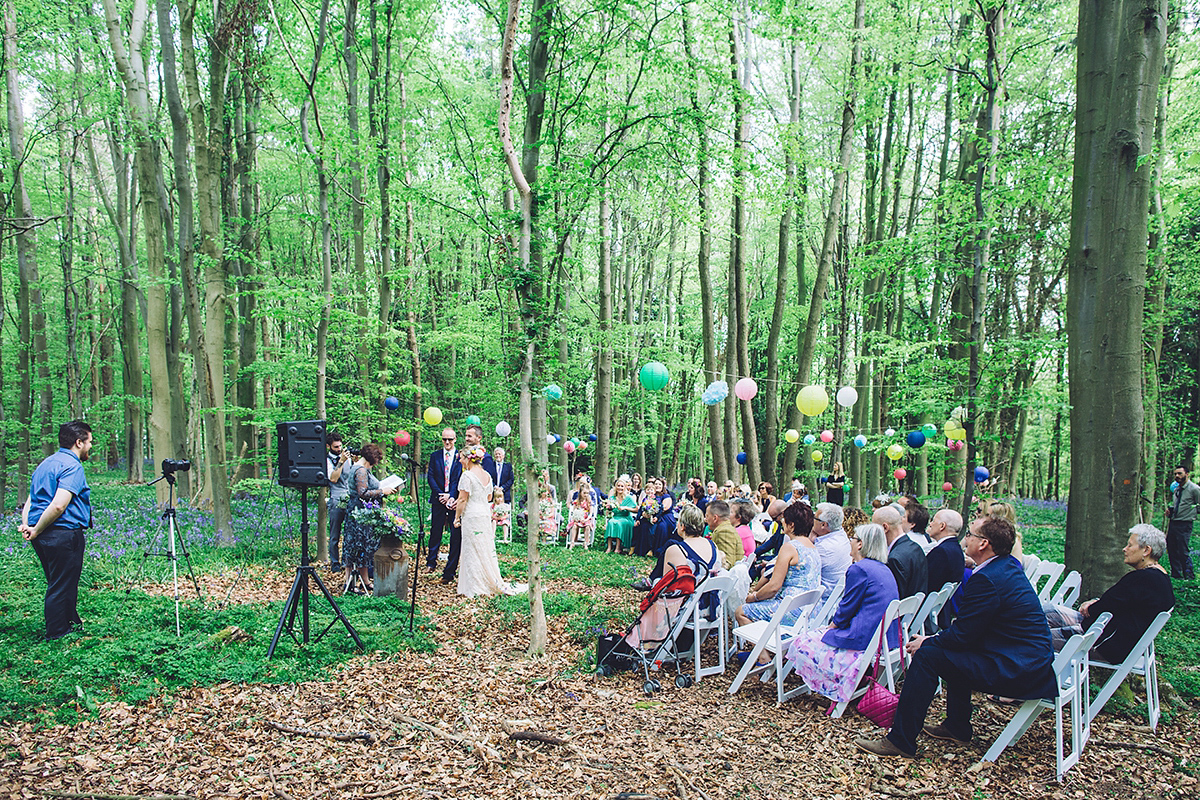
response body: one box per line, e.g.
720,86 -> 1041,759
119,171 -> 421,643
923,723 -> 971,745
855,737 -> 916,759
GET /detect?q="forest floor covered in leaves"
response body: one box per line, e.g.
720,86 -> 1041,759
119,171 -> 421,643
4,560 -> 1199,800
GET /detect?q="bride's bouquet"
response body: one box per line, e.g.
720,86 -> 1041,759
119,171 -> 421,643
350,501 -> 412,541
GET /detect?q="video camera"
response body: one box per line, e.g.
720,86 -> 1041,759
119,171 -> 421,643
162,458 -> 191,474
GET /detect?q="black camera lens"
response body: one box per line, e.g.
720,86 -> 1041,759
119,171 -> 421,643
345,446 -> 362,457
162,458 -> 191,473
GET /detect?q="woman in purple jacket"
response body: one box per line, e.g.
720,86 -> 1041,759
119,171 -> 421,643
785,522 -> 900,704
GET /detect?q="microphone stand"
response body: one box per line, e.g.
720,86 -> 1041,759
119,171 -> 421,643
401,453 -> 427,633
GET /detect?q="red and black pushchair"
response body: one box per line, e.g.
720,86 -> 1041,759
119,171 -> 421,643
596,562 -> 710,694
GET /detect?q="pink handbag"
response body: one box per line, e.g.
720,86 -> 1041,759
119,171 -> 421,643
856,623 -> 902,728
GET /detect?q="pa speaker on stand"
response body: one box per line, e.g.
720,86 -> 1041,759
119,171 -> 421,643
268,420 -> 363,659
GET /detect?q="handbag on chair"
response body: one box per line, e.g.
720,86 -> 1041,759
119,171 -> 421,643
856,623 -> 902,728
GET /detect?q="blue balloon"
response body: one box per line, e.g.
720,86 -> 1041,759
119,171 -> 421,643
1170,480 -> 1180,492
974,466 -> 990,483
384,396 -> 399,410
588,433 -> 597,442
803,434 -> 816,445
906,431 -> 926,448
853,434 -> 868,448
553,434 -> 562,443
702,380 -> 729,405
736,452 -> 748,465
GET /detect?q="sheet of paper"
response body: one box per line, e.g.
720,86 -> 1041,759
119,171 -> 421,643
378,474 -> 405,492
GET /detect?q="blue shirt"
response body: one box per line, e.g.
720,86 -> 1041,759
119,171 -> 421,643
28,449 -> 91,529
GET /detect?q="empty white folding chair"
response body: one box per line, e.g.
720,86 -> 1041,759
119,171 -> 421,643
880,593 -> 925,691
827,597 -> 907,718
911,582 -> 957,636
1029,560 -> 1066,602
981,613 -> 1109,781
727,588 -> 822,705
1087,608 -> 1172,731
1048,570 -> 1081,608
677,574 -> 736,683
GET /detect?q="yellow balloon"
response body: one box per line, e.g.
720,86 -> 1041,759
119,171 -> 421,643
796,385 -> 829,416
811,450 -> 823,462
951,427 -> 967,441
887,443 -> 905,461
943,419 -> 961,435
423,406 -> 443,426
785,428 -> 800,443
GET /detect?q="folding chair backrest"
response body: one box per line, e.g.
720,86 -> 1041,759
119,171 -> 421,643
912,582 -> 957,635
1031,561 -> 1067,602
1049,570 -> 1081,608
1087,608 -> 1172,730
810,576 -> 846,629
1023,554 -> 1043,581
827,597 -> 901,718
882,593 -> 925,690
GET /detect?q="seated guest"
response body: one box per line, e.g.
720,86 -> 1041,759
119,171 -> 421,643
626,505 -> 718,648
1044,523 -> 1174,663
841,506 -> 870,539
925,508 -> 965,595
650,477 -> 678,557
754,499 -> 789,559
603,475 -> 638,554
812,502 -> 853,605
904,501 -> 934,553
785,523 -> 899,704
662,504 -> 719,576
731,499 -> 758,558
734,501 -> 822,634
875,505 -> 928,600
856,518 -> 1056,758
706,499 -> 742,570
755,482 -> 776,513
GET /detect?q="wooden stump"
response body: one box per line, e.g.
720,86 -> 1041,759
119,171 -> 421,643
372,534 -> 410,598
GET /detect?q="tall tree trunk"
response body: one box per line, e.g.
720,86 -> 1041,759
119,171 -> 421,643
595,163 -> 613,492
1067,0 -> 1166,596
233,63 -> 260,485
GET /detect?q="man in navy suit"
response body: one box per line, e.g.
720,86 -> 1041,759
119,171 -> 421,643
426,428 -> 462,578
857,516 -> 1057,758
491,446 -> 514,504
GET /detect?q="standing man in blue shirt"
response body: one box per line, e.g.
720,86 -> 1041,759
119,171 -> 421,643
19,420 -> 94,640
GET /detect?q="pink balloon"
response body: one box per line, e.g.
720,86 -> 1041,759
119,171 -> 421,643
577,441 -> 588,450
395,430 -> 411,446
947,439 -> 964,451
894,468 -> 907,481
734,377 -> 758,401
563,441 -> 576,453
942,481 -> 954,492
820,429 -> 834,443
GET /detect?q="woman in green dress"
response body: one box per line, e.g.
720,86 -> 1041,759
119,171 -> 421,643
604,474 -> 638,554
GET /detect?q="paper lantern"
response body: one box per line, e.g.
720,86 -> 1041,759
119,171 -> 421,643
1171,480 -> 1180,492
393,433 -> 406,446
886,444 -> 905,461
804,434 -> 816,445
546,434 -> 556,445
564,441 -> 576,453
423,406 -> 443,426
785,429 -> 800,443
906,431 -> 926,448
894,468 -> 907,481
974,466 -> 990,483
885,428 -> 896,437
922,423 -> 938,438
736,452 -> 748,465
384,396 -> 399,410
942,481 -> 954,492
796,385 -> 829,416
702,380 -> 729,405
577,441 -> 588,450
819,429 -> 833,443
588,433 -> 597,441
395,430 -> 411,447
811,450 -> 823,462
544,384 -> 563,401
495,421 -> 511,438
944,419 -> 961,435
734,377 -> 759,401
947,439 -> 964,451
465,414 -> 481,426
639,361 -> 670,391
853,434 -> 868,448
554,434 -> 562,442
950,426 -> 967,441
836,386 -> 858,408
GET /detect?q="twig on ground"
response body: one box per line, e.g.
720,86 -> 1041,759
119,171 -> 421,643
397,714 -> 502,761
266,720 -> 375,743
269,767 -> 295,800
869,784 -> 925,797
41,795 -> 196,800
1093,740 -> 1181,759
508,730 -> 569,746
668,765 -> 689,800
669,762 -> 712,800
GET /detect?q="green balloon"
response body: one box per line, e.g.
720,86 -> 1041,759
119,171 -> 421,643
921,423 -> 937,437
465,415 -> 481,426
639,361 -> 670,391
544,384 -> 563,401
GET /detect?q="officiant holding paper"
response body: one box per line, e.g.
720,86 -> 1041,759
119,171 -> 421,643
341,442 -> 401,593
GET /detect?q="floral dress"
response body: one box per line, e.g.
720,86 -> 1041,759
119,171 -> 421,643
739,539 -> 821,623
538,492 -> 560,542
343,465 -> 385,569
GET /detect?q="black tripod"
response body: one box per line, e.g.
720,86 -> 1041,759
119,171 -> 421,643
136,467 -> 204,636
267,486 -> 364,658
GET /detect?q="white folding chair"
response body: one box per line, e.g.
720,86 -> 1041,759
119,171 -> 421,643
1048,570 -> 1081,608
1023,554 -> 1043,581
911,582 -> 957,635
727,588 -> 822,705
827,597 -> 907,718
677,574 -> 736,683
1029,560 -> 1066,602
1087,608 -> 1172,731
810,577 -> 846,629
981,613 -> 1109,781
880,593 -> 925,691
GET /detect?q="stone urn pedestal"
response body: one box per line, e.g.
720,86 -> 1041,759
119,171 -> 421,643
372,534 -> 410,598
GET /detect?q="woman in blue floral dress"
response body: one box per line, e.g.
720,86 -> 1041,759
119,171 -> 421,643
734,500 -> 822,628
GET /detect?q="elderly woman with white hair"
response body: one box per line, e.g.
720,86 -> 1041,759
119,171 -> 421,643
1044,523 -> 1175,663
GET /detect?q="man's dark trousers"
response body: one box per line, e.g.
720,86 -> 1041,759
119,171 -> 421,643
1167,519 -> 1194,579
31,526 -> 85,639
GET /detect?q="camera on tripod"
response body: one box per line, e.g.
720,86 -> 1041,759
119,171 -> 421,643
162,458 -> 191,474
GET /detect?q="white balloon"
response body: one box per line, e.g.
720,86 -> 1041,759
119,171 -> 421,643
836,386 -> 858,407
545,434 -> 556,445
885,428 -> 896,437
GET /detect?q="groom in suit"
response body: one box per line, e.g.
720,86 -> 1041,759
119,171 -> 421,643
857,516 -> 1057,758
426,428 -> 462,578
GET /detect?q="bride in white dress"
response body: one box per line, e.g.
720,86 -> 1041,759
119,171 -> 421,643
453,445 -> 527,597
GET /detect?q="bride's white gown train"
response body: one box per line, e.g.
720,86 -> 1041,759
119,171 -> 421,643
457,470 -> 527,597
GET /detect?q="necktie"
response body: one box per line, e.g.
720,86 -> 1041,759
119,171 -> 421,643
444,450 -> 453,491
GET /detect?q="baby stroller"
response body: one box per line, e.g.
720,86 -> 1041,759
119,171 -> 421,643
596,562 -> 711,694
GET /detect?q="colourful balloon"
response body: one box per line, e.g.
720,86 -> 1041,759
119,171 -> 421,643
853,434 -> 868,448
906,431 -> 926,448
942,481 -> 954,492
820,429 -> 834,443
639,361 -> 670,391
734,377 -> 758,401
564,441 -> 576,453
736,452 -> 748,465
804,434 -> 816,445
950,426 -> 967,441
702,380 -> 729,405
885,428 -> 896,437
495,421 -> 511,438
393,434 -> 405,446
886,444 -> 905,461
544,384 -> 563,401
922,423 -> 938,437
423,406 -> 443,426
974,466 -> 990,483
836,386 -> 858,408
811,450 -> 823,462
944,419 -> 962,435
588,433 -> 597,441
1171,480 -> 1180,492
947,439 -> 964,451
465,414 -> 481,426
384,396 -> 400,410
796,385 -> 829,416
395,430 -> 411,447
785,429 -> 800,444
546,434 -> 556,445
894,468 -> 907,481
577,441 -> 588,450
554,434 -> 562,443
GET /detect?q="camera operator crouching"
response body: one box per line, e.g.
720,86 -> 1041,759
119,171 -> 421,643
326,431 -> 358,573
